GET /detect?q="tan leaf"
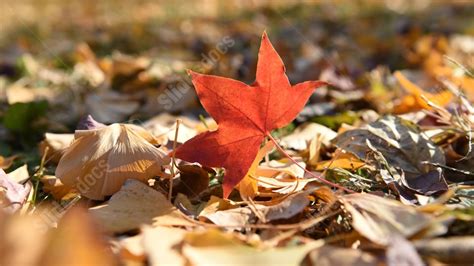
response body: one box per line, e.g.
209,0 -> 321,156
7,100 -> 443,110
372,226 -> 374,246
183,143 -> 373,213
56,123 -> 170,200
142,226 -> 187,266
280,122 -> 337,151
40,175 -> 77,201
39,133 -> 74,164
39,207 -> 118,266
90,179 -> 193,234
182,229 -> 322,266
8,164 -> 30,183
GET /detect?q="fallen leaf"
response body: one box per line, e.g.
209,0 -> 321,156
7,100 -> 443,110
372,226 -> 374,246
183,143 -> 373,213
174,164 -> 210,198
175,32 -> 327,197
280,122 -> 337,151
8,164 -> 29,183
0,155 -> 18,170
39,207 -> 118,266
0,169 -> 32,213
341,193 -> 435,245
85,91 -> 139,123
201,192 -> 310,226
313,153 -> 365,171
76,114 -> 106,130
90,179 -> 193,233
308,245 -> 378,266
182,229 -> 322,266
393,71 -> 452,113
40,175 -> 77,201
386,234 -> 424,266
414,236 -> 474,264
238,141 -> 274,200
56,123 -> 170,200
39,133 -> 74,163
333,115 -> 447,196
142,226 -> 187,266
116,234 -> 145,263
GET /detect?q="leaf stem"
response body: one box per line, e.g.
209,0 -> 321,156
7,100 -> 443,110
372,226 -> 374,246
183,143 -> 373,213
169,119 -> 182,201
266,132 -> 354,193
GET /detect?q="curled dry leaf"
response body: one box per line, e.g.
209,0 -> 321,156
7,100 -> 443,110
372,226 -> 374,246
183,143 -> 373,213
39,133 -> 74,164
280,122 -> 337,151
90,179 -> 193,234
333,115 -> 448,198
56,123 -> 170,200
341,193 -> 437,245
40,175 -> 77,201
0,169 -> 32,213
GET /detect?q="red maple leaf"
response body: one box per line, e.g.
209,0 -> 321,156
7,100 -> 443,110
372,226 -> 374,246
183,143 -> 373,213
175,32 -> 327,198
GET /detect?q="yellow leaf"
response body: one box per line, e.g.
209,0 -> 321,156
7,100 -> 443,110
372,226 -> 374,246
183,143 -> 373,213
237,141 -> 274,200
314,153 -> 365,171
393,71 -> 452,113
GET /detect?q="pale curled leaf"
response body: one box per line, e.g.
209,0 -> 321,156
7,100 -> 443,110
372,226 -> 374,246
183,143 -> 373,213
280,122 -> 337,151
56,123 -> 170,200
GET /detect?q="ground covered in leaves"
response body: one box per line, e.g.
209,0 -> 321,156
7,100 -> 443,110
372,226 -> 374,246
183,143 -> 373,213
1,1 -> 474,265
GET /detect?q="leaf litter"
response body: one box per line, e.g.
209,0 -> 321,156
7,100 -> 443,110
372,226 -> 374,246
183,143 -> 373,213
1,2 -> 474,265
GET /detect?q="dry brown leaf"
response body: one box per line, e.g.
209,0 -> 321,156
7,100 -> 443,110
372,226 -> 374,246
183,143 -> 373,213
90,179 -> 193,233
175,164 -> 210,198
56,123 -> 170,200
